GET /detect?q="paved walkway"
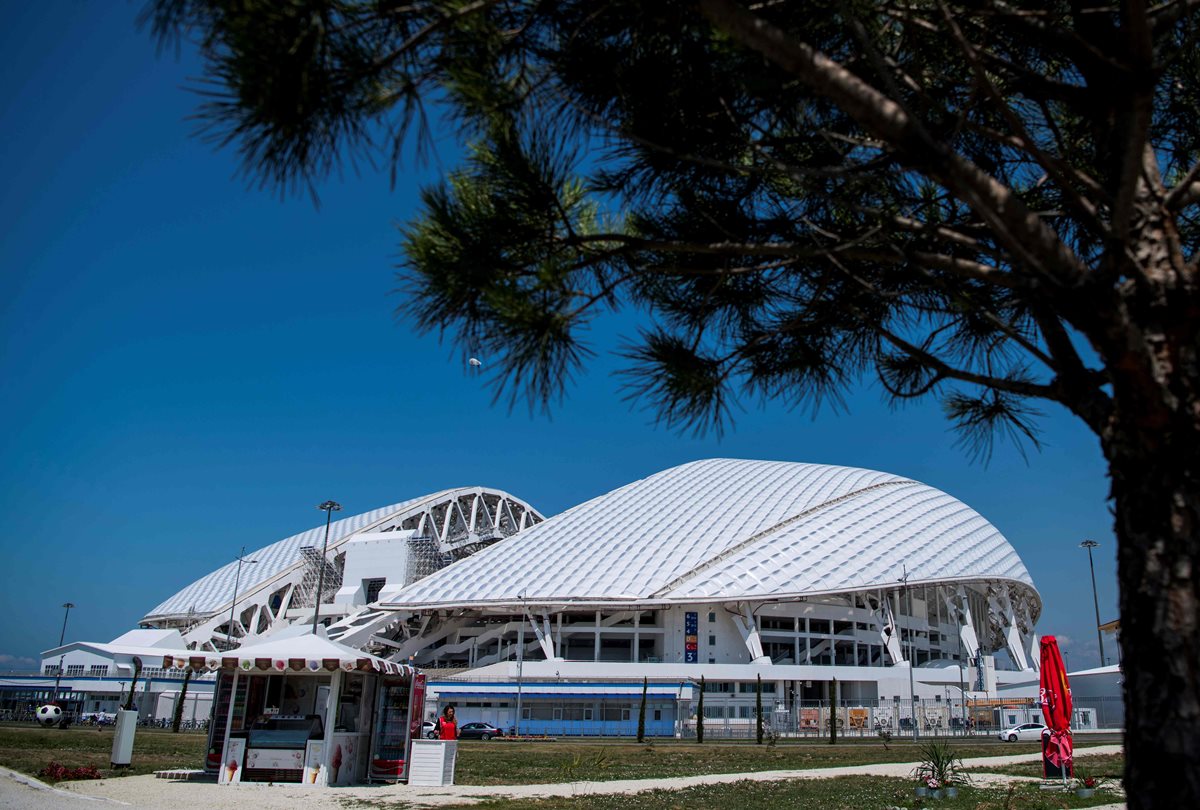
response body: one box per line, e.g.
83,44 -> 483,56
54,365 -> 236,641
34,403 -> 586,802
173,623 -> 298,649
19,745 -> 1123,809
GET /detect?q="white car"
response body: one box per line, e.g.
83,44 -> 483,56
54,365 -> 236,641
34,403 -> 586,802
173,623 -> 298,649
422,720 -> 438,739
999,722 -> 1047,742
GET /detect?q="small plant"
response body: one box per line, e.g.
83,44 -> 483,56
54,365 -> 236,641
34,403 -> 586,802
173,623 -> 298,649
1072,763 -> 1109,791
559,753 -> 583,780
911,738 -> 970,787
878,728 -> 892,749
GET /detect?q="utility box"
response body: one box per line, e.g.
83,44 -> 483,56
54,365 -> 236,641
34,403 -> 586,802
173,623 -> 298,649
407,740 -> 456,786
111,710 -> 138,768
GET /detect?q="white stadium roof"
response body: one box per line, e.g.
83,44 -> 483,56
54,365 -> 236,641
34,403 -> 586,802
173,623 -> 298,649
145,492 -> 458,620
383,459 -> 1038,612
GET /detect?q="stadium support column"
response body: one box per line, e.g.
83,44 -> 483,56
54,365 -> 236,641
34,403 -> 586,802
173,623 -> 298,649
946,586 -> 980,659
731,603 -> 769,663
994,587 -> 1030,671
878,590 -> 904,665
528,611 -> 556,659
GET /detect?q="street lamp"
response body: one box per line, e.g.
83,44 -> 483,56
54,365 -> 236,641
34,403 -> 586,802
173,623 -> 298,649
312,500 -> 342,634
898,566 -> 918,740
1080,540 -> 1106,666
52,602 -> 75,703
225,547 -> 258,649
514,589 -> 528,736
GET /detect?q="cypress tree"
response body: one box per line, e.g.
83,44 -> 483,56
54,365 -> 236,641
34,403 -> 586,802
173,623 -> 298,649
756,674 -> 764,745
829,678 -> 838,746
637,676 -> 647,743
171,669 -> 192,733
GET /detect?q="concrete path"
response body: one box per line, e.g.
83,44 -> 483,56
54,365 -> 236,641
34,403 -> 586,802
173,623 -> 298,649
47,745 -> 1125,809
0,766 -> 127,809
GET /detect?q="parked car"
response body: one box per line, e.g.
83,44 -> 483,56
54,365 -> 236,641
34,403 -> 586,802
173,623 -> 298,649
457,721 -> 503,740
422,720 -> 438,739
999,722 -> 1047,742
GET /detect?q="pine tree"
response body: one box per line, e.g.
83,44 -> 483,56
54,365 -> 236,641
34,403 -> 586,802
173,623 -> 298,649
145,4 -> 1200,804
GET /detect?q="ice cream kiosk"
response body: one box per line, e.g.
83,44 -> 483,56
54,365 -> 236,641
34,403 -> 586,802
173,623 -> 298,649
162,626 -> 423,786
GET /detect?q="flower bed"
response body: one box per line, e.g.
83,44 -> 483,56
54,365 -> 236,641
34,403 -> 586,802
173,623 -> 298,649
37,761 -> 103,782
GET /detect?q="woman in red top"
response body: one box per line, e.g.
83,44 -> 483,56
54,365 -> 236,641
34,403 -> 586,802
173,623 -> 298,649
436,705 -> 458,740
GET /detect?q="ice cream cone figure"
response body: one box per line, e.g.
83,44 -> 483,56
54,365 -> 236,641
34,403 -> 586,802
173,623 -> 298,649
226,760 -> 238,782
332,745 -> 343,783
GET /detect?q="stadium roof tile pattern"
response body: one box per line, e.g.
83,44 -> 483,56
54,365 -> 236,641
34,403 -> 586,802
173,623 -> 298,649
383,459 -> 1037,610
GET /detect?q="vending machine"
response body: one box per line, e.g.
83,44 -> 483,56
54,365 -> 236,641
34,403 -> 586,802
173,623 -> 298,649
368,671 -> 426,782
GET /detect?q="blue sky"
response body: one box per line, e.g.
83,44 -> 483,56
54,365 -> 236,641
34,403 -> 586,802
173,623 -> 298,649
0,3 -> 1119,672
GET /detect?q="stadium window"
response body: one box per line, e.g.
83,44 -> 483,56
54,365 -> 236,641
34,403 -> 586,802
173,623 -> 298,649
89,665 -> 108,676
708,612 -> 716,623
708,635 -> 716,646
653,709 -> 662,721
583,708 -> 593,721
66,665 -> 84,676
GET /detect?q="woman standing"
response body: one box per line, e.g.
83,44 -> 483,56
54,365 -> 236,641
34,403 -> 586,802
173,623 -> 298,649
436,705 -> 458,740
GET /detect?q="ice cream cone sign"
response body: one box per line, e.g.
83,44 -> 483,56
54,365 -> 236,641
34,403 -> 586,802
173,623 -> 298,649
226,760 -> 238,781
332,745 -> 343,783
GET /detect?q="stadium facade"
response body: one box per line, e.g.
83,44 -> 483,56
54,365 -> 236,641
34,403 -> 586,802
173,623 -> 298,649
33,460 -> 1053,735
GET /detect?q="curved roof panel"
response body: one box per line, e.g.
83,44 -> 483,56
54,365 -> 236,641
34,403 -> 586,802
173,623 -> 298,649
384,459 -> 1036,608
145,493 -> 451,620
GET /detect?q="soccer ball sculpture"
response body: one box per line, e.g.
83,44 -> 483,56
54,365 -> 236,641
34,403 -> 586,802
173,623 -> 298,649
36,704 -> 63,727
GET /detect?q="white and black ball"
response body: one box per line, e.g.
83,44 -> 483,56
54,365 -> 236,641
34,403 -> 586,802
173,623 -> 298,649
36,704 -> 63,727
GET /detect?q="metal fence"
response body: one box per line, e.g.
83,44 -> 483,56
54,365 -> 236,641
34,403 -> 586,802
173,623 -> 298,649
442,695 -> 1124,739
680,696 -> 1124,739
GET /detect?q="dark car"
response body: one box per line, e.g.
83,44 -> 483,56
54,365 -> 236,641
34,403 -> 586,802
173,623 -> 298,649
457,721 -> 503,740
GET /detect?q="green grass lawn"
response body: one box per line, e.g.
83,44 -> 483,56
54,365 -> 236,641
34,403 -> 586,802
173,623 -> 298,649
346,776 -> 1124,810
0,724 -> 207,781
449,739 -> 1061,785
0,723 -> 1115,789
972,751 -> 1125,780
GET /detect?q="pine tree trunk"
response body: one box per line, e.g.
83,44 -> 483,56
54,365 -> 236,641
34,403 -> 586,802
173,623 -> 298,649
1106,418 -> 1200,809
1100,253 -> 1200,808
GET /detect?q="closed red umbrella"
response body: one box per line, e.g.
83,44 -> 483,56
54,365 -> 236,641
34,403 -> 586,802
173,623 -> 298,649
1039,636 -> 1073,779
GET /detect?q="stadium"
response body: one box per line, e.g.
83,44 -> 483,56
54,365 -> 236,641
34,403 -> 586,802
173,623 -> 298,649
33,459 -> 1055,735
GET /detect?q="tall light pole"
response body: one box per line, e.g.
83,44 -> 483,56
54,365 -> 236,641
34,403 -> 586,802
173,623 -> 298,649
956,612 -> 969,733
312,501 -> 342,634
52,602 -> 75,703
898,566 -> 918,740
514,589 -> 528,736
228,547 -> 261,648
1080,540 -> 1106,666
